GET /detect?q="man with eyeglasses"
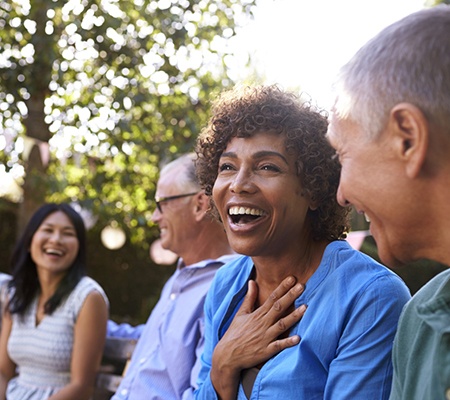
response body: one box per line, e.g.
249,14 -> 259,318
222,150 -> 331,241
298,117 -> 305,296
108,153 -> 236,400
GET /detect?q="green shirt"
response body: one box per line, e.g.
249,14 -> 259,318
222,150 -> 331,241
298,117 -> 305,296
390,269 -> 450,400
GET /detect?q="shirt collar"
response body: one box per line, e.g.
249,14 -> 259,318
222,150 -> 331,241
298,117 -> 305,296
178,253 -> 240,270
417,272 -> 450,333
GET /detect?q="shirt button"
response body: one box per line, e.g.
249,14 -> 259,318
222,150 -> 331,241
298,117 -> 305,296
170,293 -> 176,300
121,389 -> 128,396
139,357 -> 146,364
446,388 -> 450,400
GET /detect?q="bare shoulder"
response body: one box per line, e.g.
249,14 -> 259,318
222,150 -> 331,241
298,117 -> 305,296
81,290 -> 108,314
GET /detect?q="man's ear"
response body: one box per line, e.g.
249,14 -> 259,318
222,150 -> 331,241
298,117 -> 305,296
389,103 -> 429,178
193,191 -> 209,222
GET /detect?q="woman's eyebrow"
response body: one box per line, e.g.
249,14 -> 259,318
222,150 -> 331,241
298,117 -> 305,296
220,151 -> 237,159
252,150 -> 288,165
41,222 -> 75,231
220,150 -> 288,165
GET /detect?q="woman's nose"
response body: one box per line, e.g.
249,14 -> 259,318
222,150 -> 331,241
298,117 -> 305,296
48,231 -> 63,242
229,168 -> 255,194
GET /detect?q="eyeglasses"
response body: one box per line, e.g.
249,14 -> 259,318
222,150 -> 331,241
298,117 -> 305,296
155,192 -> 198,213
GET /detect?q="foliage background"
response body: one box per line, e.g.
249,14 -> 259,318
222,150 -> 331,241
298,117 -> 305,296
0,0 -> 447,323
0,0 -> 256,322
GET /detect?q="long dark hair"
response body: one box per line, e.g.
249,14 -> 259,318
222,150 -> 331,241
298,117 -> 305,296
8,203 -> 87,315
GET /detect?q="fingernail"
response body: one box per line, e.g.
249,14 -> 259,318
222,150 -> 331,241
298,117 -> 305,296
287,276 -> 295,285
295,283 -> 304,292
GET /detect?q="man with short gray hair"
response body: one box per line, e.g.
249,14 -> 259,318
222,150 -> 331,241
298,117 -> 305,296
327,5 -> 450,400
109,153 -> 235,400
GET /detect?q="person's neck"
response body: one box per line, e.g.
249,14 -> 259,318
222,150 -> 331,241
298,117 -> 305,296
410,161 -> 450,267
180,231 -> 234,267
36,269 -> 66,300
252,239 -> 329,289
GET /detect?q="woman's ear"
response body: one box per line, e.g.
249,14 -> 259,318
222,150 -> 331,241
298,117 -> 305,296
388,103 -> 429,178
309,200 -> 318,211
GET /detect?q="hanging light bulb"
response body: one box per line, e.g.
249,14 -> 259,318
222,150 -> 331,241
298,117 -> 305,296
101,221 -> 126,250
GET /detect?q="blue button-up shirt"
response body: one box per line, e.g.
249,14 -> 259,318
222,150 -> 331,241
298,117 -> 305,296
111,254 -> 237,400
195,241 -> 411,400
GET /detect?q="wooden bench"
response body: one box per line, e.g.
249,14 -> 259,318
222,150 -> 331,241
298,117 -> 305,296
92,337 -> 138,400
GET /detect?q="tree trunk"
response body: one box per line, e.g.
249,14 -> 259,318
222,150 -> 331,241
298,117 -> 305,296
17,1 -> 52,234
18,94 -> 50,234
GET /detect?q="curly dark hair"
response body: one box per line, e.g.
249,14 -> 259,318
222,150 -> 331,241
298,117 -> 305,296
195,85 -> 349,242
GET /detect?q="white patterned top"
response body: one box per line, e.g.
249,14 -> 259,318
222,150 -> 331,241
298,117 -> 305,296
6,276 -> 108,399
0,273 -> 11,329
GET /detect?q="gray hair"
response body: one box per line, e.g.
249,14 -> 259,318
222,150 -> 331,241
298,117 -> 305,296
160,153 -> 200,192
333,5 -> 450,139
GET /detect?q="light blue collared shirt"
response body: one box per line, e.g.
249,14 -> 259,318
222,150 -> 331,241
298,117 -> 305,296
111,254 -> 238,400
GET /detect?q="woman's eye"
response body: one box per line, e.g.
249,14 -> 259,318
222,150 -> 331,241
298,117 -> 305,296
261,164 -> 280,172
218,163 -> 234,172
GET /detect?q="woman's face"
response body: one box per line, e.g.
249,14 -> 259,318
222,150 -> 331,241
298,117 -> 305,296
30,211 -> 79,276
212,131 -> 313,258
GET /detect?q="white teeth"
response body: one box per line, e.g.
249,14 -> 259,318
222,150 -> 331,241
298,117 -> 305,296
45,249 -> 63,256
228,206 -> 264,216
364,213 -> 371,223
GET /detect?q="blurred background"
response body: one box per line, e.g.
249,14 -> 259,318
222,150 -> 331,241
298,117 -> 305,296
0,0 -> 447,324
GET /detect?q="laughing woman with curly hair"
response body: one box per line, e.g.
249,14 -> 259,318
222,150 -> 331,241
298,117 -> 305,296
193,85 -> 410,400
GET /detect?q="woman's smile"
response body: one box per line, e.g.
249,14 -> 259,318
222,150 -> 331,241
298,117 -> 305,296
213,131 -> 311,257
227,204 -> 266,227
